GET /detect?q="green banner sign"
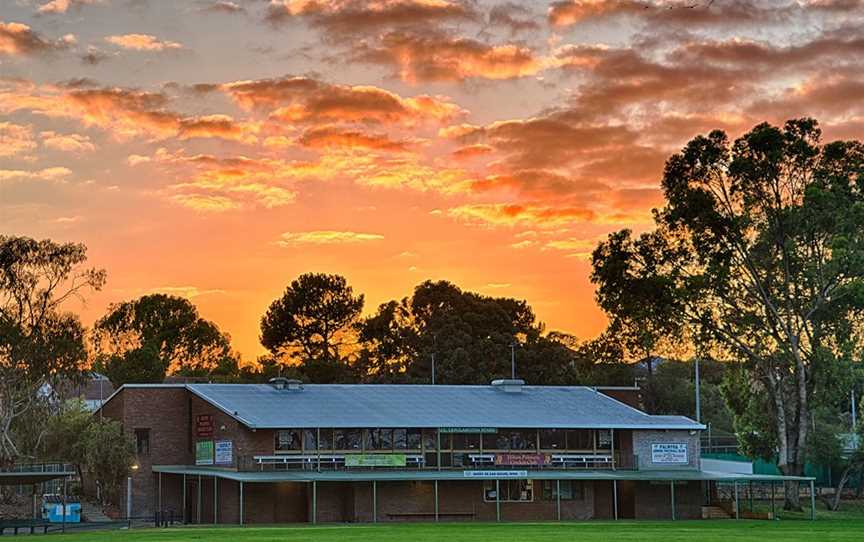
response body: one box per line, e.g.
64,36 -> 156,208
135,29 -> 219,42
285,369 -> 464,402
196,440 -> 214,466
439,427 -> 497,434
345,454 -> 407,467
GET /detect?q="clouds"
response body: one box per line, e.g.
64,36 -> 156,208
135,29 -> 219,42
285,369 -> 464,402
37,0 -> 105,15
0,122 -> 37,158
105,34 -> 183,51
277,230 -> 385,246
0,21 -> 73,56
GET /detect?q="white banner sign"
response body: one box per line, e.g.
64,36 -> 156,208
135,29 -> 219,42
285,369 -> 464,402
464,470 -> 528,478
215,440 -> 233,465
651,443 -> 688,464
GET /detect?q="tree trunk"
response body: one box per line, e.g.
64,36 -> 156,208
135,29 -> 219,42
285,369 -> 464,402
781,461 -> 803,511
829,467 -> 852,512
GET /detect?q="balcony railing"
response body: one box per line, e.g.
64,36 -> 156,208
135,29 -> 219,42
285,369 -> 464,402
237,452 -> 637,472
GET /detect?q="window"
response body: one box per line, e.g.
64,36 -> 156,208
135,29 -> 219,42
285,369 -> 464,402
406,429 -> 422,450
541,480 -> 585,501
135,429 -> 150,456
364,429 -> 393,450
303,429 -> 317,451
483,480 -> 533,502
275,429 -> 302,452
422,429 -> 438,451
566,430 -> 593,450
452,433 -> 480,450
333,429 -> 362,450
540,429 -> 566,450
318,429 -> 333,451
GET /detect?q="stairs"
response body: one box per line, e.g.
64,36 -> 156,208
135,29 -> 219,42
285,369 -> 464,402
80,500 -> 111,523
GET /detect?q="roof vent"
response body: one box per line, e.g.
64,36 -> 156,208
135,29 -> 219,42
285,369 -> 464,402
269,377 -> 303,391
491,379 -> 525,393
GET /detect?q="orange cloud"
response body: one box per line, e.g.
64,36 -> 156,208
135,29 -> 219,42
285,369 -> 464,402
266,0 -> 474,34
0,21 -> 73,56
448,203 -> 596,227
0,122 -> 36,157
353,30 -> 546,82
277,230 -> 385,246
40,131 -> 96,152
213,76 -> 465,125
0,167 -> 72,182
451,143 -> 494,160
37,0 -> 104,14
298,125 -> 410,151
105,34 -> 183,51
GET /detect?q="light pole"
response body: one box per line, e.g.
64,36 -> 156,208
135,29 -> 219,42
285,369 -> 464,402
431,352 -> 436,385
510,342 -> 516,379
695,357 -> 701,424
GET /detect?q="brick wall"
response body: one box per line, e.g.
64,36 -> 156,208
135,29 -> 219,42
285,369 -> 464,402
632,430 -> 700,470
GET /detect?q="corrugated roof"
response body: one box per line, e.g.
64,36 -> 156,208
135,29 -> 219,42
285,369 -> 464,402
185,383 -> 703,430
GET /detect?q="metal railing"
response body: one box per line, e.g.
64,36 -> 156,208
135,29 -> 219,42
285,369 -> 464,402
238,451 -> 638,472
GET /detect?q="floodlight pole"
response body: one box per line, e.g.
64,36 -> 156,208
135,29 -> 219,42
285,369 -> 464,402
510,343 -> 516,379
431,352 -> 436,385
695,357 -> 702,424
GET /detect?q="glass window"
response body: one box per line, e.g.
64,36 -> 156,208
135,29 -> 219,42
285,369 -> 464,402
566,430 -> 593,450
484,432 -> 510,450
364,429 -> 394,450
508,429 -> 537,450
318,429 -> 333,451
596,429 -> 612,450
483,480 -> 533,502
422,429 -> 438,451
393,429 -> 407,449
135,428 -> 150,456
303,429 -> 317,451
540,429 -> 566,450
452,433 -> 480,450
541,480 -> 585,501
406,429 -> 422,450
333,429 -> 362,450
275,429 -> 301,451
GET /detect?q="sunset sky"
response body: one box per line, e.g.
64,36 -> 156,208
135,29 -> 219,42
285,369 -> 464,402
2,0 -> 863,360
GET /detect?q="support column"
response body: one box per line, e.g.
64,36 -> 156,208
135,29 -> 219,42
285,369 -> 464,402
196,475 -> 201,524
611,428 -> 616,470
771,481 -> 775,519
372,480 -> 377,523
734,481 -> 740,520
810,480 -> 816,521
556,480 -> 561,521
213,477 -> 218,525
158,472 -> 162,514
670,481 -> 676,521
436,431 -> 442,471
182,475 -> 187,524
495,480 -> 501,522
239,481 -> 244,526
434,480 -> 439,522
311,481 -> 317,524
613,480 -> 619,520
61,476 -> 67,534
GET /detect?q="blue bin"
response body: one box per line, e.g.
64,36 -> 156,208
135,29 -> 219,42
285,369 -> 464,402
42,496 -> 81,523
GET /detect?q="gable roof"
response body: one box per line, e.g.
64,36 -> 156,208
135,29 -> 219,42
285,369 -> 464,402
183,383 -> 703,430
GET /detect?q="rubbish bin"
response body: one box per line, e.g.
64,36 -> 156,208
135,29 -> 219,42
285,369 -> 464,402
42,495 -> 81,523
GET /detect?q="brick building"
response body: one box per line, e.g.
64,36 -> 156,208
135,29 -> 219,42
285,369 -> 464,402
97,378 -> 813,523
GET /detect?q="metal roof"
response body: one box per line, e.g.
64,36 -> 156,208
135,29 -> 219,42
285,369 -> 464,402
151,465 -> 813,483
184,383 -> 703,430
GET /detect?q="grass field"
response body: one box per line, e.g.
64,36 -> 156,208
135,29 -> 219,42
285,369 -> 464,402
48,521 -> 864,542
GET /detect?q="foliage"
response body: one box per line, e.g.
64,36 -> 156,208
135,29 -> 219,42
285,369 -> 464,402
93,294 -> 238,386
807,407 -> 864,511
0,236 -> 105,467
591,118 -> 864,509
81,418 -> 135,506
260,273 -> 363,382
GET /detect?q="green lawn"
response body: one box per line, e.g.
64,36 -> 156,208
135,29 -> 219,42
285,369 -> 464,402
49,521 -> 864,542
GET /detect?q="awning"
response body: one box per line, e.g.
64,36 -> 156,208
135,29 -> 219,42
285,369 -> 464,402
0,470 -> 76,486
152,465 -> 814,483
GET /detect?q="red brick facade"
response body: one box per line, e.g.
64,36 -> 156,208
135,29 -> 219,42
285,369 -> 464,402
100,385 -> 702,523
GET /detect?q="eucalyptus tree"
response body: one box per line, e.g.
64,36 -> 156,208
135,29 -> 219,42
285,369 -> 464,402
592,119 -> 864,509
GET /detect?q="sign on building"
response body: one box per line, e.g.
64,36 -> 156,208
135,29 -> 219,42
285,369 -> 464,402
651,443 -> 688,464
464,470 -> 528,478
195,414 -> 214,438
196,440 -> 214,465
345,454 -> 407,467
495,453 -> 552,466
214,440 -> 233,465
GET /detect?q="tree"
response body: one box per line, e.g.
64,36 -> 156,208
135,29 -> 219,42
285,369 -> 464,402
591,119 -> 864,509
0,236 -> 105,467
357,280 -> 571,385
260,273 -> 364,382
93,294 -> 237,386
81,419 -> 135,507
